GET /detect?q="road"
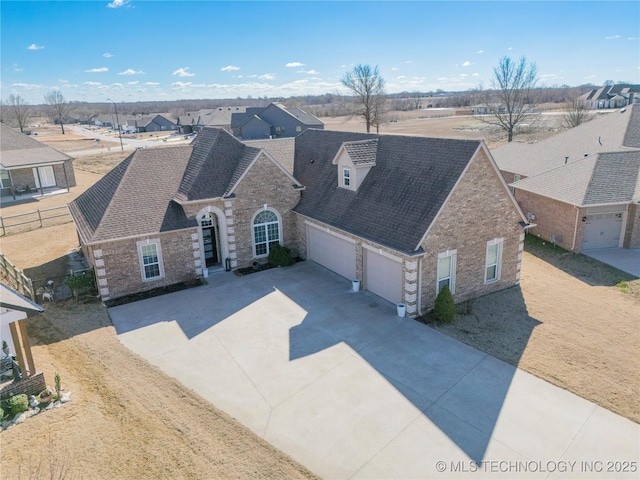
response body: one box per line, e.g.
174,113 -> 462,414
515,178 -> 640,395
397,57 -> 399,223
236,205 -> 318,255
68,125 -> 194,156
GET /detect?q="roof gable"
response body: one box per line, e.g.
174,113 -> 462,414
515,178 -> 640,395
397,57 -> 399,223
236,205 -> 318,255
0,124 -> 72,168
69,146 -> 194,244
293,129 -> 482,254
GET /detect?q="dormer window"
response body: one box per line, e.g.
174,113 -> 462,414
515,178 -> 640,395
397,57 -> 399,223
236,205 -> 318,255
343,168 -> 351,187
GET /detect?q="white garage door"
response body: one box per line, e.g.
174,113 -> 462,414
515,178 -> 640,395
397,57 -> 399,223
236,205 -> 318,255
365,248 -> 403,304
582,213 -> 623,250
307,226 -> 356,280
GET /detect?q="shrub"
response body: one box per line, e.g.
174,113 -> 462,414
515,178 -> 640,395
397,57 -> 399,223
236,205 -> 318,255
433,285 -> 456,324
4,394 -> 29,418
65,273 -> 94,301
268,244 -> 295,267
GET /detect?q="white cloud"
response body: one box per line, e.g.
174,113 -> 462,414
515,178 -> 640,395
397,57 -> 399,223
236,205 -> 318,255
391,67 -> 399,71
13,64 -> 23,72
28,44 -> 44,50
171,81 -> 193,88
84,81 -> 102,86
605,35 -> 621,40
12,82 -> 42,89
85,67 -> 108,73
221,65 -> 240,72
460,74 -> 468,78
59,79 -> 68,83
259,73 -> 276,80
286,62 -> 305,68
461,61 -> 471,67
476,50 -> 484,54
118,68 -> 145,75
107,0 -> 130,8
103,53 -> 114,58
472,73 -> 480,77
508,47 -> 513,50
144,82 -> 160,85
173,67 -> 195,77
305,70 -> 319,75
127,81 -> 139,85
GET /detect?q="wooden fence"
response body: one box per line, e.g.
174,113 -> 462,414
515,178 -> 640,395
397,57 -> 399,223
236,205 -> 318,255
0,205 -> 72,236
0,252 -> 35,300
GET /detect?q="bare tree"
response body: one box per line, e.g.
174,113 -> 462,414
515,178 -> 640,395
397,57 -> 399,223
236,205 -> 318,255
476,56 -> 539,142
44,90 -> 71,134
558,97 -> 593,129
370,93 -> 390,134
4,94 -> 32,132
341,64 -> 386,133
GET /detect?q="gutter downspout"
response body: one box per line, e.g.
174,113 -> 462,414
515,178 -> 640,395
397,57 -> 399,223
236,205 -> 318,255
417,257 -> 423,315
571,206 -> 580,251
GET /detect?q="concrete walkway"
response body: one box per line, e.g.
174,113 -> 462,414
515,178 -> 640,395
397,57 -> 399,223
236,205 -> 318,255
109,262 -> 639,479
583,248 -> 640,278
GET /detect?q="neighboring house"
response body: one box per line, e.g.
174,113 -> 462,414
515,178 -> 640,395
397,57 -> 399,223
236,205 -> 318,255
132,114 -> 178,133
177,107 -> 248,134
493,105 -> 640,252
580,84 -> 639,109
0,124 -> 76,198
231,102 -> 324,140
68,128 -> 528,317
92,115 -> 114,128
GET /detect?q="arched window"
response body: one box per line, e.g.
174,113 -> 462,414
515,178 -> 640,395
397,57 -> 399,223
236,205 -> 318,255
200,212 -> 213,227
253,209 -> 280,257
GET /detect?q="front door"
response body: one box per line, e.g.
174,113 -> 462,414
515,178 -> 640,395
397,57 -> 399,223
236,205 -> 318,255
202,227 -> 219,267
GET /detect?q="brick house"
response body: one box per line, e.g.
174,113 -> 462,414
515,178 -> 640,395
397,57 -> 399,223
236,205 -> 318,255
0,124 -> 76,198
68,128 -> 528,316
493,104 -> 640,252
231,103 -> 324,140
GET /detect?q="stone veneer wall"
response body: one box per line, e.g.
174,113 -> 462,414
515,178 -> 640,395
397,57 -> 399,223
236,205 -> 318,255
91,229 -> 197,301
624,203 -> 640,249
514,189 -> 585,252
0,372 -> 46,400
228,153 -> 300,268
420,149 -> 525,312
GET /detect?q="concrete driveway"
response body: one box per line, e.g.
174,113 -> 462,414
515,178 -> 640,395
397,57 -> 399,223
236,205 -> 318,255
582,248 -> 640,277
109,261 -> 639,479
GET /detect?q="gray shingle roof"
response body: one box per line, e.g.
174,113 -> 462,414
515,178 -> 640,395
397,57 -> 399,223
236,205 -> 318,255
623,104 -> 640,148
293,129 -> 482,255
244,137 -> 295,173
493,104 -> 640,177
512,151 -> 640,206
174,128 -> 258,202
68,146 -> 194,244
0,124 -> 72,168
343,139 -> 378,166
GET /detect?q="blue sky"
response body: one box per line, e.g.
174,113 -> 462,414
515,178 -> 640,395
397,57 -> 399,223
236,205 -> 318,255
1,1 -> 639,103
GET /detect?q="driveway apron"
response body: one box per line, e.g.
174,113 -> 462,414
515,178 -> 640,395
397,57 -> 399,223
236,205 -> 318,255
109,261 -> 639,479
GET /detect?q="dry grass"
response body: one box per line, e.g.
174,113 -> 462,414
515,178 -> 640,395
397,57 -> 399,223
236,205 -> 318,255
29,125 -> 120,152
321,110 -> 565,149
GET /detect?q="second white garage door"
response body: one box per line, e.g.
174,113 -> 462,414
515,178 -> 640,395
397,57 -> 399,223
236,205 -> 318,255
364,248 -> 403,304
307,225 -> 356,280
582,213 -> 623,250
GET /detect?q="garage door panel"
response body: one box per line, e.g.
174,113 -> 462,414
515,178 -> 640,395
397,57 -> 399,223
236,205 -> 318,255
365,249 -> 403,304
582,213 -> 623,250
307,227 -> 356,280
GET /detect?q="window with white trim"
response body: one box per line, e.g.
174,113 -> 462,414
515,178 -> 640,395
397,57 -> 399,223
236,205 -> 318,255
436,250 -> 456,294
485,238 -> 503,284
137,239 -> 164,281
343,167 -> 351,187
0,169 -> 10,189
253,209 -> 280,257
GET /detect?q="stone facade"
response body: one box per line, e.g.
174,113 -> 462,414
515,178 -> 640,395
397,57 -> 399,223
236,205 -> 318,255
89,229 -> 197,301
420,149 -> 524,312
514,189 -> 586,252
227,153 -> 300,268
623,203 -> 640,249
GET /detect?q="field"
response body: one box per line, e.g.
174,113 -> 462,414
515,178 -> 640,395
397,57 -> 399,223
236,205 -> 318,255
0,116 -> 638,477
320,108 -> 568,149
